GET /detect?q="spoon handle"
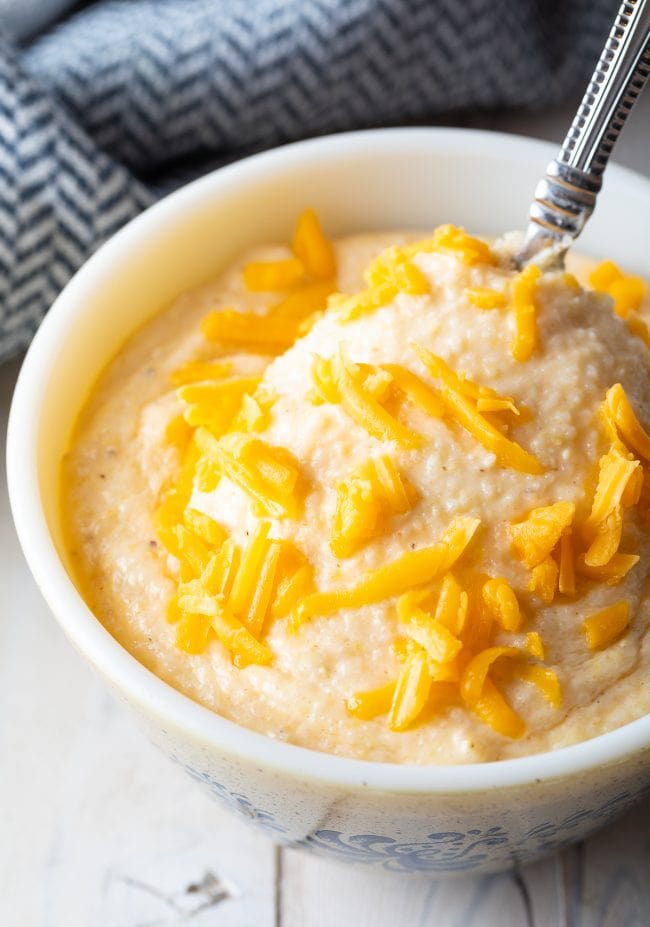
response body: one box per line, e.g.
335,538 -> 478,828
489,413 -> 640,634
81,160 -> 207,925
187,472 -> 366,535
518,0 -> 650,264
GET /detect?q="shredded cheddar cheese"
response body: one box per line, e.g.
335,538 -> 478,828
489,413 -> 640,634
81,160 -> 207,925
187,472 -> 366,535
271,554 -> 314,620
227,523 -> 272,622
465,287 -> 507,310
334,225 -> 494,322
380,363 -> 446,419
168,526 -> 316,663
346,682 -> 396,720
437,379 -> 542,472
292,208 -> 336,280
584,444 -> 641,531
415,345 -> 541,473
509,502 -> 575,569
170,359 -> 233,386
330,243 -> 428,322
588,260 -> 620,293
329,288 -> 390,322
577,552 -> 640,585
172,534 -> 273,663
576,409 -> 645,572
460,646 -> 520,707
201,309 -> 301,353
178,375 -> 261,433
558,533 -> 576,596
195,429 -> 303,518
414,347 -> 520,414
243,257 -> 306,292
149,212 -> 647,749
605,383 -> 650,462
626,314 -> 650,348
270,279 -> 335,321
294,515 -> 480,627
433,573 -> 468,636
510,663 -> 562,708
330,455 -> 418,557
588,259 -> 646,318
364,247 -> 429,298
183,508 -> 227,546
510,264 -> 541,362
155,488 -> 214,578
311,352 -> 423,448
524,631 -> 545,660
175,611 -> 212,655
472,679 -> 526,739
528,556 -> 559,604
165,414 -> 193,452
397,593 -> 463,665
584,507 -> 623,568
420,224 -> 496,266
231,389 -> 276,433
582,601 -> 630,650
387,649 -> 432,731
455,573 -> 494,653
481,577 -> 522,631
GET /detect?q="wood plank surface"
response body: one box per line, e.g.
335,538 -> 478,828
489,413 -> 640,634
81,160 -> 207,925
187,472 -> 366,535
572,799 -> 650,927
280,852 -> 562,926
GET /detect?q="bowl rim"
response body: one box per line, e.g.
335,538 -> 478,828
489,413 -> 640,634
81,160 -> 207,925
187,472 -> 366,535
7,126 -> 650,794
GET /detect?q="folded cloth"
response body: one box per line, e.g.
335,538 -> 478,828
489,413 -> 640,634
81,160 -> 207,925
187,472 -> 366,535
0,0 -> 617,362
0,0 -> 77,43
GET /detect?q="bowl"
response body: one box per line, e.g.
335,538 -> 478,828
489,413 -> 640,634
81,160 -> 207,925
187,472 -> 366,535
7,128 -> 650,876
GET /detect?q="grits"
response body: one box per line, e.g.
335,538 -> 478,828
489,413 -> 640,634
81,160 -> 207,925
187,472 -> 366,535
62,227 -> 650,764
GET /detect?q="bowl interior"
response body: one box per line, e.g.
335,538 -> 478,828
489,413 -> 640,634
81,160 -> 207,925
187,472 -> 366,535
9,127 -> 650,788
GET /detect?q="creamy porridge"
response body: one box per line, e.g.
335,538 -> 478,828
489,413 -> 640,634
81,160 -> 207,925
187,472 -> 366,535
62,214 -> 650,764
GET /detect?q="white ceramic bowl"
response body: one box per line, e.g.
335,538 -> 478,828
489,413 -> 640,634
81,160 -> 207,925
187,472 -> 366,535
8,128 -> 650,876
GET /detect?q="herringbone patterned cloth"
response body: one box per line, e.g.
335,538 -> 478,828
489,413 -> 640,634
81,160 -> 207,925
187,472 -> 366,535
0,0 -> 617,361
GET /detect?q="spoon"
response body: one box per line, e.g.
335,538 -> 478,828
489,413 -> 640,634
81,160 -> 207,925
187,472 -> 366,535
515,0 -> 650,268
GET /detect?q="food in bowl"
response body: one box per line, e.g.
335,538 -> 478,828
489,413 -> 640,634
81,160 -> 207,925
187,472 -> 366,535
62,209 -> 650,765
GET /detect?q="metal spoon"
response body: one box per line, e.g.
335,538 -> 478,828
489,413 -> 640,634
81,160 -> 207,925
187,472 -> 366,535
515,0 -> 650,268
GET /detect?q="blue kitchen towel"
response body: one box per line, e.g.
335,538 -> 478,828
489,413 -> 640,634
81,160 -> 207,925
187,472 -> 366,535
0,0 -> 618,362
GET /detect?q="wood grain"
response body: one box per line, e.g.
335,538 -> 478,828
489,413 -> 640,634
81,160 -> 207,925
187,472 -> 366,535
279,852 -> 562,926
574,799 -> 650,927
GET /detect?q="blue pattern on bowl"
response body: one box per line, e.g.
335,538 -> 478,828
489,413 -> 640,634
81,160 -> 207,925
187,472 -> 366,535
175,759 -> 650,872
182,764 -> 288,834
299,828 -> 509,872
297,787 -> 650,872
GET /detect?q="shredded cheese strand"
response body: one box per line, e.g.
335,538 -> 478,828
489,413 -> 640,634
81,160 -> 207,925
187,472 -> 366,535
510,264 -> 541,362
472,678 -> 526,739
481,577 -> 522,631
346,683 -> 396,720
195,429 -> 302,518
460,646 -> 520,706
243,257 -> 305,292
415,345 -> 541,473
292,208 -> 336,279
605,383 -> 650,461
583,601 -> 630,650
509,502 -> 575,568
201,309 -> 301,351
294,515 -> 480,625
387,649 -> 431,731
511,664 -> 562,708
311,354 -> 422,447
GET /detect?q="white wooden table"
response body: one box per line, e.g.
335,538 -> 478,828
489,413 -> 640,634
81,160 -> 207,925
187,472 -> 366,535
2,101 -> 650,926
